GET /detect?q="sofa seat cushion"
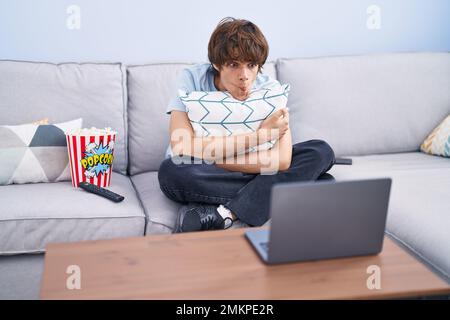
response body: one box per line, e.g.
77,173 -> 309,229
131,171 -> 252,235
0,172 -> 145,254
131,171 -> 181,235
328,152 -> 450,281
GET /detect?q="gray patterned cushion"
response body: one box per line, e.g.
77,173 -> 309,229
0,118 -> 82,185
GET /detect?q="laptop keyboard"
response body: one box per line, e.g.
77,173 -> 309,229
259,242 -> 269,253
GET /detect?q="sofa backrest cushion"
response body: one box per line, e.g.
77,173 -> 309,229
126,61 -> 277,174
276,52 -> 450,156
0,60 -> 128,174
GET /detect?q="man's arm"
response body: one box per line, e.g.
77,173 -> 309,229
215,127 -> 293,174
169,110 -> 286,161
170,111 -> 277,161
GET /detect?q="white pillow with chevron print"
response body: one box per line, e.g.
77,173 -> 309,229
420,114 -> 450,157
0,118 -> 83,185
179,84 -> 290,153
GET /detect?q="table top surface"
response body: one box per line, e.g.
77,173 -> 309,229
40,227 -> 450,299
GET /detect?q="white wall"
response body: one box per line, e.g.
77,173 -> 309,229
1,0 -> 449,64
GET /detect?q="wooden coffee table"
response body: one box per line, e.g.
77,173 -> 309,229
40,227 -> 450,299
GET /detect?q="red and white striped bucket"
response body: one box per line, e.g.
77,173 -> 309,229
65,131 -> 117,188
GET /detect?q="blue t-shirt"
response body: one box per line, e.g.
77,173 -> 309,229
165,63 -> 280,159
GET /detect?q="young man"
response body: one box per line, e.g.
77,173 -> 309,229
158,17 -> 335,233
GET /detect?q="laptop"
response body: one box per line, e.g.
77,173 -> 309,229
245,178 -> 392,264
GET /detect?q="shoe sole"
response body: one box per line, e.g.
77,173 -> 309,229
173,203 -> 198,233
173,206 -> 186,233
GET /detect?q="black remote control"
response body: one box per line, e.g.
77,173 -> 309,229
335,157 -> 353,165
79,182 -> 125,203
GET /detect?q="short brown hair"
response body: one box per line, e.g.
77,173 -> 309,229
208,17 -> 269,75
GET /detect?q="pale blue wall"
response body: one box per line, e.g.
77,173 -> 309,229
1,0 -> 449,64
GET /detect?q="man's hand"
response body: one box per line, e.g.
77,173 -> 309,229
258,108 -> 290,141
215,108 -> 292,174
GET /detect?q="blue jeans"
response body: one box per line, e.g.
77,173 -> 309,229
158,139 -> 335,226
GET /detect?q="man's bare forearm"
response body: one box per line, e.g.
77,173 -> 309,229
215,142 -> 284,174
171,129 -> 275,161
215,128 -> 292,174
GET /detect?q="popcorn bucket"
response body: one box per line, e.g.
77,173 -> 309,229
65,128 -> 117,188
